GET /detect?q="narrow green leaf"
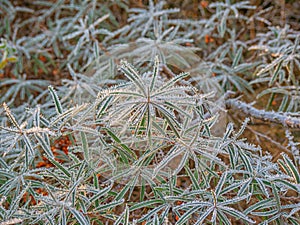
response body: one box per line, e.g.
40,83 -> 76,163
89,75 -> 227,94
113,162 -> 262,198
215,171 -> 227,197
47,157 -> 71,177
150,55 -> 159,92
137,204 -> 166,223
232,47 -> 243,68
35,133 -> 54,158
81,132 -> 89,162
250,208 -> 278,217
238,146 -> 253,173
60,208 -> 67,225
69,207 -> 90,225
130,199 -> 164,211
274,179 -> 300,192
48,86 -> 63,114
282,153 -> 300,183
94,199 -> 124,212
217,210 -> 231,225
90,183 -> 113,203
155,72 -> 189,93
114,205 -> 129,225
220,206 -> 255,223
176,205 -> 202,225
119,60 -> 147,96
115,182 -> 131,201
185,166 -> 201,190
271,182 -> 281,210
244,198 -> 275,214
269,60 -> 283,86
195,206 -> 214,225
104,128 -> 137,160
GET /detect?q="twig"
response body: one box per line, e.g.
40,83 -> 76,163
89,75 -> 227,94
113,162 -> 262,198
160,64 -> 176,79
244,123 -> 291,154
0,219 -> 24,225
285,130 -> 300,166
225,98 -> 300,129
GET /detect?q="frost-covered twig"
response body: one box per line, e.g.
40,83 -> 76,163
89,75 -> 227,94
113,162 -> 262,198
285,130 -> 300,166
225,98 -> 300,129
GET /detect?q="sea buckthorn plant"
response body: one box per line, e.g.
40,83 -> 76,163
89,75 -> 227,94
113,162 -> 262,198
0,0 -> 300,224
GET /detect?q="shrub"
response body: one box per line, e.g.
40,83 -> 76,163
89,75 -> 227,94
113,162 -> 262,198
1,0 -> 300,224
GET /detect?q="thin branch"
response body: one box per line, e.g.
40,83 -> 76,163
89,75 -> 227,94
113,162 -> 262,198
245,124 -> 291,154
225,98 -> 300,129
285,130 -> 300,166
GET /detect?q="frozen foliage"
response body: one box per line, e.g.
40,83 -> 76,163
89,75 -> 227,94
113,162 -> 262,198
0,0 -> 300,224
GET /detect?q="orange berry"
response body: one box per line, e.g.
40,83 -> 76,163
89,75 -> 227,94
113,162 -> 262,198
200,1 -> 209,8
62,147 -> 68,155
38,68 -> 43,74
30,196 -> 37,205
52,69 -> 59,76
22,192 -> 28,202
46,163 -> 53,168
205,35 -> 214,44
37,161 -> 47,168
39,55 -> 47,62
205,35 -> 210,44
